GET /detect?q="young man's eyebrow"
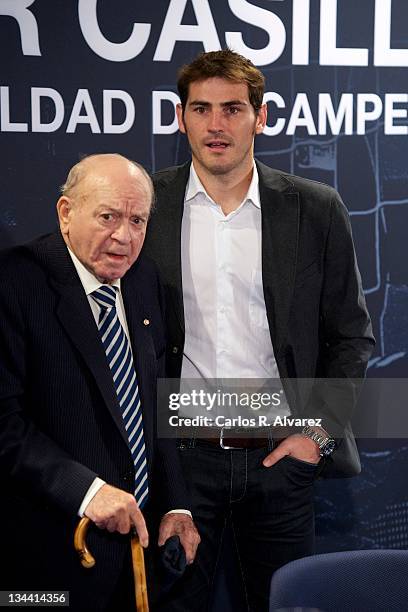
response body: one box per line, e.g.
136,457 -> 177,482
221,100 -> 248,107
189,100 -> 211,107
188,100 -> 248,107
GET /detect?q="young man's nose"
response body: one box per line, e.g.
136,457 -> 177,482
207,110 -> 225,133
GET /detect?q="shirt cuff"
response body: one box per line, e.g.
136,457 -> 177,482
78,477 -> 106,517
165,509 -> 193,519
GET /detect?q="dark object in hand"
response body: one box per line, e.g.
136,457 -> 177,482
159,535 -> 187,592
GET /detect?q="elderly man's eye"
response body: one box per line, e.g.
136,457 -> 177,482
101,213 -> 113,221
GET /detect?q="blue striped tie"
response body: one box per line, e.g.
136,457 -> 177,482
91,285 -> 148,508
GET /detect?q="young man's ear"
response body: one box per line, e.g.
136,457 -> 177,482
255,103 -> 267,135
176,103 -> 187,134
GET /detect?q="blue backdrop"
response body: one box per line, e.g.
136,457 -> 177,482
1,1 -> 408,604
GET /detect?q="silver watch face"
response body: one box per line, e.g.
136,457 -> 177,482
321,439 -> 336,456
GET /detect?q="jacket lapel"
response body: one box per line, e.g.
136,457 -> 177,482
55,283 -> 131,439
121,274 -> 156,466
40,233 -> 131,446
152,163 -> 190,335
257,161 -> 300,355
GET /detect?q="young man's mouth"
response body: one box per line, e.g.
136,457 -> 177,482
206,140 -> 230,150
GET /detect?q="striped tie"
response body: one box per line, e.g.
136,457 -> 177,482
91,285 -> 148,508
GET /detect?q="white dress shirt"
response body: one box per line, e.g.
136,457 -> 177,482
181,163 -> 283,381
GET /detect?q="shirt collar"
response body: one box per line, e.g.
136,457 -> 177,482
67,247 -> 121,296
246,163 -> 261,209
186,161 -> 261,210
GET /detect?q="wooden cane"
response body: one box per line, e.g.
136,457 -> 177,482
73,517 -> 95,568
131,527 -> 149,611
73,517 -> 149,611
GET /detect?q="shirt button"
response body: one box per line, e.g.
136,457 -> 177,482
172,346 -> 179,354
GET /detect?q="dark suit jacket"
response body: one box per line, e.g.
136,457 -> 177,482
0,232 -> 189,610
143,161 -> 375,477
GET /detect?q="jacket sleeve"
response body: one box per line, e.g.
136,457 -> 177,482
0,260 -> 98,515
303,192 -> 375,437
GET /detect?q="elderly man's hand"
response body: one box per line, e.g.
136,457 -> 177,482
84,484 -> 149,547
158,513 -> 201,564
262,434 -> 321,467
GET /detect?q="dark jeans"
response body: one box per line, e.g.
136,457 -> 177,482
155,439 -> 319,612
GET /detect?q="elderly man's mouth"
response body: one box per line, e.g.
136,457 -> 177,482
107,253 -> 127,261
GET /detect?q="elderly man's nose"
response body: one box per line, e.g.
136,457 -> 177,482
112,222 -> 131,242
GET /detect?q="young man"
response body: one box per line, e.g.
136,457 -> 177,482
0,154 -> 199,611
143,50 -> 374,611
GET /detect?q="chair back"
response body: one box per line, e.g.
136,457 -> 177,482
269,549 -> 408,612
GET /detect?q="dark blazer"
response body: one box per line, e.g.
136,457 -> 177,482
0,232 -> 189,610
143,161 -> 375,477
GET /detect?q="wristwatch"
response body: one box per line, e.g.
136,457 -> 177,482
301,426 -> 336,457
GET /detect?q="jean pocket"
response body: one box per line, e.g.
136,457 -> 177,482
282,455 -> 320,469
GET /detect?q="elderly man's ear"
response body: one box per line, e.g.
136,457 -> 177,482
57,197 -> 73,234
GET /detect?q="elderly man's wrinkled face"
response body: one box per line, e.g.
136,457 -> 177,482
57,158 -> 151,283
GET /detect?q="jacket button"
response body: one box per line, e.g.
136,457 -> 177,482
172,346 -> 179,354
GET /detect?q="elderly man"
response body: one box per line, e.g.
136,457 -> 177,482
0,154 -> 199,611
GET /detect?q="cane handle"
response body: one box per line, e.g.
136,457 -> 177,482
74,517 -> 95,568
